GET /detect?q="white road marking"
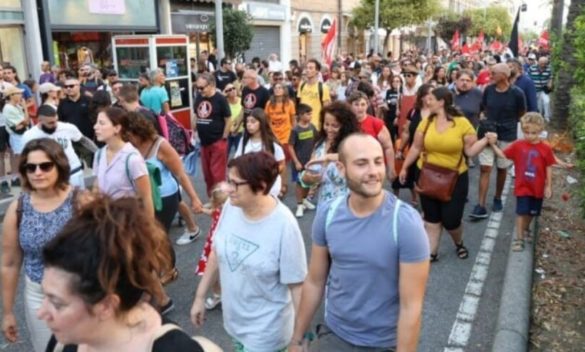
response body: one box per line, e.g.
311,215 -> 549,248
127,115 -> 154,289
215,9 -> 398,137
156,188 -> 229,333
444,178 -> 512,351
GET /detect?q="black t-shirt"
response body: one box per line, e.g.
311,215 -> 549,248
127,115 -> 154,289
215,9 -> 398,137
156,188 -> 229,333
384,88 -> 400,123
214,69 -> 237,91
481,84 -> 526,141
241,85 -> 270,117
194,92 -> 231,146
45,323 -> 204,352
58,96 -> 94,140
408,108 -> 423,147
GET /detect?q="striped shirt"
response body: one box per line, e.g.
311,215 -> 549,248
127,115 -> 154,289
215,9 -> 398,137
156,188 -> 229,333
528,65 -> 552,92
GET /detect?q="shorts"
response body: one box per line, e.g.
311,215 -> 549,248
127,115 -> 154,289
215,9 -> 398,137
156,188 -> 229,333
0,127 -> 8,152
419,171 -> 469,230
479,140 -> 513,169
291,165 -> 302,183
516,196 -> 543,216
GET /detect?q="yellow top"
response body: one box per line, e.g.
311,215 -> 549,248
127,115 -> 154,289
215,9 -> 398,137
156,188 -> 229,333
297,81 -> 330,129
416,116 -> 475,174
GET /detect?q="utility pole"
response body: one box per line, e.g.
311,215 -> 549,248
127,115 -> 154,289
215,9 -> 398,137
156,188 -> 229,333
374,0 -> 379,54
215,0 -> 224,61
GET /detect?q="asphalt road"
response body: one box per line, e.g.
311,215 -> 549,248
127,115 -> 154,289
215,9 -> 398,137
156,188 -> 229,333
0,165 -> 515,352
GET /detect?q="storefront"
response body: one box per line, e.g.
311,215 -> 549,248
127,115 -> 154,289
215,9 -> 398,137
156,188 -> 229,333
0,1 -> 28,78
40,0 -> 159,69
297,15 -> 313,63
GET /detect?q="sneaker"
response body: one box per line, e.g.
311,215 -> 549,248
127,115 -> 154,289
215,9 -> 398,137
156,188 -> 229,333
492,198 -> 503,212
469,204 -> 488,219
295,204 -> 305,218
160,298 -> 175,315
302,198 -> 316,210
205,294 -> 221,310
176,227 -> 202,245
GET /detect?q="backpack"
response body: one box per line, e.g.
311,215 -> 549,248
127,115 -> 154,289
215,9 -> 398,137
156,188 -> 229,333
325,195 -> 403,244
95,148 -> 163,212
159,112 -> 193,156
300,82 -> 324,107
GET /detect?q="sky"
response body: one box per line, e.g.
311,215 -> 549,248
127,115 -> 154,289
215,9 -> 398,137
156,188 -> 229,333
519,0 -> 553,32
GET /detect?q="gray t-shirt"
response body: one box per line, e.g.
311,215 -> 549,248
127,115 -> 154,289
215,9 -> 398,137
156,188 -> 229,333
312,191 -> 429,348
288,123 -> 318,165
213,199 -> 308,351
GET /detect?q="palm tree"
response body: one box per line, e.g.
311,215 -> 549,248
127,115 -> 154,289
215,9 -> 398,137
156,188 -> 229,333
552,0 -> 585,128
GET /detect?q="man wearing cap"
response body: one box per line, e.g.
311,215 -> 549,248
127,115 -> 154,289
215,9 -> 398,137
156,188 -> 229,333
470,63 -> 526,220
23,105 -> 97,188
38,82 -> 62,110
524,53 -> 537,73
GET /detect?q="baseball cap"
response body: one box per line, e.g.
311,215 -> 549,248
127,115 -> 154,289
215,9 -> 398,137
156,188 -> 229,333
39,82 -> 62,94
528,53 -> 537,60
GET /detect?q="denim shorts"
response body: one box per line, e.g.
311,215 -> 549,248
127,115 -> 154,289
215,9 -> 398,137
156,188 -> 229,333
516,196 -> 543,216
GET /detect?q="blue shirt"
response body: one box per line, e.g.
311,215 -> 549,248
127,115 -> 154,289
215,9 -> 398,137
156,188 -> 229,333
514,74 -> 538,112
312,192 -> 429,348
140,86 -> 169,115
17,83 -> 32,100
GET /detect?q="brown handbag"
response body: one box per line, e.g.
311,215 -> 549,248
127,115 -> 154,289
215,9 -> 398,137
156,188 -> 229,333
415,119 -> 464,202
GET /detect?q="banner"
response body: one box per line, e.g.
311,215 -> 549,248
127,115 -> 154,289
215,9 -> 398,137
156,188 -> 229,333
509,9 -> 520,57
451,30 -> 460,51
321,18 -> 337,67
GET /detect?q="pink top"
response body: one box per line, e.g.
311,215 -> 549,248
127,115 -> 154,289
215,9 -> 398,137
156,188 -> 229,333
93,142 -> 148,199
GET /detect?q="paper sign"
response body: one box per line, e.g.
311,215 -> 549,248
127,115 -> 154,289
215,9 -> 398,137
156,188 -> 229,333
89,0 -> 126,15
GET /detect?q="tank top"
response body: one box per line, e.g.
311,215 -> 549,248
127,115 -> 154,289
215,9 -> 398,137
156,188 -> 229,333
146,137 -> 179,197
18,190 -> 76,283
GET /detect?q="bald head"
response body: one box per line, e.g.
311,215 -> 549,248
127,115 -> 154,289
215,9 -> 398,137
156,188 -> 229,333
243,69 -> 259,88
338,133 -> 383,165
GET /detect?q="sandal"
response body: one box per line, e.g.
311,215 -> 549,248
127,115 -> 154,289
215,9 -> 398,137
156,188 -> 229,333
430,253 -> 439,262
512,239 -> 525,252
455,242 -> 469,259
160,267 -> 179,286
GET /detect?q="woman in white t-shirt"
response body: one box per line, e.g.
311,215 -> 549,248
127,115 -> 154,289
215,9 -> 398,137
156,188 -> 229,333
234,107 -> 285,197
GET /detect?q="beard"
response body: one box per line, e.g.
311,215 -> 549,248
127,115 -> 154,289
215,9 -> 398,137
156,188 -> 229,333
41,125 -> 57,134
346,175 -> 383,198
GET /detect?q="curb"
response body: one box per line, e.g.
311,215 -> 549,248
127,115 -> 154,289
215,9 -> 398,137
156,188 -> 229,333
491,217 -> 538,352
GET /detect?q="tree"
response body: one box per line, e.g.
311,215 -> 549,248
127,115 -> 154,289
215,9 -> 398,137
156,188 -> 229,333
552,0 -> 585,128
550,0 -> 564,39
351,0 -> 441,52
434,12 -> 472,43
209,8 -> 254,60
464,6 -> 512,39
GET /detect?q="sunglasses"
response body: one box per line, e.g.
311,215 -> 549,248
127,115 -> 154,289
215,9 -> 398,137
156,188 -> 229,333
64,84 -> 77,89
25,161 -> 55,174
196,85 -> 208,91
224,87 -> 235,93
274,77 -> 284,81
404,73 -> 415,77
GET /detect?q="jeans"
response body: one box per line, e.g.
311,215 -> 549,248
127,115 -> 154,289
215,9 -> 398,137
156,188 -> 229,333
25,276 -> 52,352
536,91 -> 550,121
227,133 -> 242,157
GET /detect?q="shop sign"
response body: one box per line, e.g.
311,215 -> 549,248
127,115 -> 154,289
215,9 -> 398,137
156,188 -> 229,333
246,3 -> 286,21
171,12 -> 212,33
298,17 -> 312,33
321,18 -> 332,34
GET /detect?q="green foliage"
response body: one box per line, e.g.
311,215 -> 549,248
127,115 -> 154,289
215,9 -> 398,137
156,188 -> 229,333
434,12 -> 472,42
351,0 -> 441,31
209,8 -> 254,59
520,30 -> 539,42
567,13 -> 585,215
464,5 -> 512,39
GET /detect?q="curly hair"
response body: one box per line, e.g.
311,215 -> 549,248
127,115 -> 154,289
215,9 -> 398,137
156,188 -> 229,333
125,111 -> 157,142
19,138 -> 70,192
316,101 -> 360,153
43,196 -> 172,315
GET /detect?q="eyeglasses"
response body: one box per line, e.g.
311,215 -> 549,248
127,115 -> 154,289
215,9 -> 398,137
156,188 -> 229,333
224,87 -> 235,93
64,84 -> 77,89
227,178 -> 248,190
224,62 -> 232,65
274,77 -> 284,81
404,73 -> 415,78
196,85 -> 208,91
24,161 -> 55,174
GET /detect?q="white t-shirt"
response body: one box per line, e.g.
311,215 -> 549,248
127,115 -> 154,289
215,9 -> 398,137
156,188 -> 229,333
234,139 -> 285,197
23,122 -> 83,170
213,200 -> 307,351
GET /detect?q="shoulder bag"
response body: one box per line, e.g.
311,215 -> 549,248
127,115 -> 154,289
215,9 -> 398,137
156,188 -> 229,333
415,119 -> 464,202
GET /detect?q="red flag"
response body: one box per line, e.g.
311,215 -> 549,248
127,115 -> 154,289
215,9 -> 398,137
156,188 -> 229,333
538,30 -> 549,49
462,42 -> 470,54
321,19 -> 337,67
489,40 -> 503,53
451,30 -> 460,51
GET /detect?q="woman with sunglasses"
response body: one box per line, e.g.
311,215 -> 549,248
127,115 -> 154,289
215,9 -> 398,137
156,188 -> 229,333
1,138 -> 86,352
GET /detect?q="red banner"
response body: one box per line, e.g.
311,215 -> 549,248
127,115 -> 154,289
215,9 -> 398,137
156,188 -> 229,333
321,19 -> 337,67
451,30 -> 460,51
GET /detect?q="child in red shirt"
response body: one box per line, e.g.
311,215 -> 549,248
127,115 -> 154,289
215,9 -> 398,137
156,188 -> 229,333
488,113 -> 556,252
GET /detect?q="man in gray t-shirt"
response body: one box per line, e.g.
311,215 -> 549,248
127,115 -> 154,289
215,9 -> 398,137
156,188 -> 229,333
290,133 -> 430,351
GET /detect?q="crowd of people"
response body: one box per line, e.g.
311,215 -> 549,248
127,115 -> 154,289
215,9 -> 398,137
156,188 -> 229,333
0,44 -> 571,352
